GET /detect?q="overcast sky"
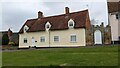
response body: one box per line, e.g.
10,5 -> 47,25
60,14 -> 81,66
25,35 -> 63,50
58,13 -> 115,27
0,0 -> 108,32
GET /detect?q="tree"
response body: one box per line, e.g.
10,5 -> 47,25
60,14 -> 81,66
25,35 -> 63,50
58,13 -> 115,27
2,34 -> 9,45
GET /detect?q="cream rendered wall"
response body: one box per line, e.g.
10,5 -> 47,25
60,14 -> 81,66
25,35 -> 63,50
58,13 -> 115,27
109,14 -> 119,41
50,28 -> 86,47
19,28 -> 86,48
19,31 -> 49,48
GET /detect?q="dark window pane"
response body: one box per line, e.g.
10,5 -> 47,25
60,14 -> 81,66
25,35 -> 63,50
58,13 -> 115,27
54,36 -> 59,42
116,14 -> 119,19
47,25 -> 49,28
24,38 -> 27,43
40,37 -> 45,42
70,35 -> 76,42
69,23 -> 73,26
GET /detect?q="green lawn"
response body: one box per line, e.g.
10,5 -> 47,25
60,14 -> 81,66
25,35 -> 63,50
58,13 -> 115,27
0,51 -> 2,68
2,45 -> 119,66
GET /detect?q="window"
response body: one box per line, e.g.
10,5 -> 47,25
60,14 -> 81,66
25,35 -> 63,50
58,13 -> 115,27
46,25 -> 49,28
70,35 -> 76,42
45,22 -> 51,31
24,25 -> 29,33
40,36 -> 45,42
25,28 -> 27,31
68,19 -> 75,28
116,14 -> 119,19
24,38 -> 27,43
69,22 -> 73,26
54,36 -> 59,42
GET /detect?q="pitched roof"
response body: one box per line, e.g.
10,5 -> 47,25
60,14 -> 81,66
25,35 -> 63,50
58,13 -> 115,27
107,2 -> 120,13
19,9 -> 90,33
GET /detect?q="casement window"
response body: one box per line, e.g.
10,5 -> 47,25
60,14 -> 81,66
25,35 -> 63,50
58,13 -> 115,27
116,14 -> 119,19
68,19 -> 75,28
40,36 -> 45,42
54,36 -> 59,42
70,35 -> 76,42
24,38 -> 27,43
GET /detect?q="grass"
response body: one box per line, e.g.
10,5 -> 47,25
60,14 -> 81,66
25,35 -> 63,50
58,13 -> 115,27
0,51 -> 2,68
2,45 -> 119,66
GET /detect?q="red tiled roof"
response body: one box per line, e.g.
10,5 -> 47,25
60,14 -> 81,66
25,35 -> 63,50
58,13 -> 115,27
19,10 -> 90,33
107,2 -> 120,13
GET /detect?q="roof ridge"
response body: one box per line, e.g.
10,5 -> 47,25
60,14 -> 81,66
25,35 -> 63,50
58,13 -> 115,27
27,18 -> 38,21
41,9 -> 88,19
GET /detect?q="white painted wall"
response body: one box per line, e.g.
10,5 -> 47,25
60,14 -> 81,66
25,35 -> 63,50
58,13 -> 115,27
109,14 -> 119,41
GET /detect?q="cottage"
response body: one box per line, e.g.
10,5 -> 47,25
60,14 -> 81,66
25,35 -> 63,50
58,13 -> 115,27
19,7 -> 91,48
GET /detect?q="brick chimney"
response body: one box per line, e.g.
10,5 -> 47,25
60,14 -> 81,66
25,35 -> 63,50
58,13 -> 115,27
38,11 -> 43,18
65,7 -> 69,14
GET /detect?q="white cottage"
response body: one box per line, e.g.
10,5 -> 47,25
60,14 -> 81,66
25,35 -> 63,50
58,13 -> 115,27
19,7 -> 91,48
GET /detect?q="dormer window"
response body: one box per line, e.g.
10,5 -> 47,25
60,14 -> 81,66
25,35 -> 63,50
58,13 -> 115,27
45,22 -> 51,31
25,28 -> 27,31
46,25 -> 50,29
24,25 -> 29,33
68,19 -> 75,28
69,22 -> 73,26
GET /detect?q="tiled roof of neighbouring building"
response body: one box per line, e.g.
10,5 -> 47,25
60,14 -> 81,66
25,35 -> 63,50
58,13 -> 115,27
107,2 -> 120,13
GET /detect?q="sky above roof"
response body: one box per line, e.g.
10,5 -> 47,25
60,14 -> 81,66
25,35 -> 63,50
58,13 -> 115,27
0,0 -> 108,32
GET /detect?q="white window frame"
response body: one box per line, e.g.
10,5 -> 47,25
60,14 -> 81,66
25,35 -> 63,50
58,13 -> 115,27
70,35 -> 77,42
24,25 -> 29,33
23,38 -> 27,43
40,36 -> 45,42
54,36 -> 59,42
45,22 -> 51,31
68,19 -> 75,28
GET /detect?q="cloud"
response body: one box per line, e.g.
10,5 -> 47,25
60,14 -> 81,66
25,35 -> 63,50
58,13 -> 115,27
2,0 -> 106,2
2,2 -> 49,32
89,2 -> 108,26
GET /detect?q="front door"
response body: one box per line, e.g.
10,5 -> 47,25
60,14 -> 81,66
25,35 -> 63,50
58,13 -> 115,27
31,37 -> 35,47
